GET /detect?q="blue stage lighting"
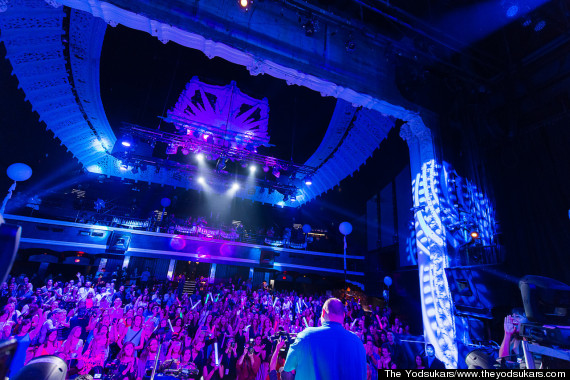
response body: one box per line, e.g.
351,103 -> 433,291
506,5 -> 519,18
121,135 -> 133,147
534,20 -> 546,32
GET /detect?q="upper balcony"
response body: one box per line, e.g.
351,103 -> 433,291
4,214 -> 365,280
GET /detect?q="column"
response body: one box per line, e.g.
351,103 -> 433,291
122,256 -> 131,270
208,263 -> 216,284
167,259 -> 176,280
400,116 -> 457,368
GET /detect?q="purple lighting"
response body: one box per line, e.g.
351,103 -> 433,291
166,78 -> 271,151
272,167 -> 280,178
170,235 -> 186,250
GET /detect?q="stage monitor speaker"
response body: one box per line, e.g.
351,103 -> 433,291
259,250 -> 275,268
520,275 -> 570,325
445,266 -> 519,318
106,231 -> 131,253
0,214 -> 21,284
12,355 -> 67,380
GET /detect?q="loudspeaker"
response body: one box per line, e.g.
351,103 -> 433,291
12,355 -> 67,380
259,250 -> 275,268
106,231 -> 131,253
445,265 -> 520,318
520,275 -> 570,325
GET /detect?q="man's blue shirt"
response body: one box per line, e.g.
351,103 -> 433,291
284,321 -> 367,380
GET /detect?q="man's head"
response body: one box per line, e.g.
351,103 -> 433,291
426,344 -> 435,357
321,298 -> 345,324
387,331 -> 395,343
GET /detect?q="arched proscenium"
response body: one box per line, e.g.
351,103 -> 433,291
400,119 -> 457,368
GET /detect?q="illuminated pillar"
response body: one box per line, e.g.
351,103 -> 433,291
97,258 -> 108,273
167,259 -> 176,280
122,256 -> 130,270
208,263 -> 216,284
400,117 -> 457,368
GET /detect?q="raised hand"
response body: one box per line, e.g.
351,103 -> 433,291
504,316 -> 515,335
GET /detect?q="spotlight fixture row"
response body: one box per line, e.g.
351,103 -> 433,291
196,177 -> 239,191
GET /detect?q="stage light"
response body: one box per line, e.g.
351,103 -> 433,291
120,164 -> 128,171
272,167 -> 280,178
240,0 -> 249,7
522,17 -> 532,27
74,258 -> 80,263
203,134 -> 210,141
231,182 -> 240,190
196,153 -> 205,162
86,165 -> 102,174
470,231 -> 480,239
250,165 -> 256,173
216,158 -> 228,172
263,165 -> 270,173
303,20 -> 315,36
506,5 -> 519,17
198,177 -> 205,184
121,135 -> 133,147
534,20 -> 546,32
305,177 -> 313,185
290,195 -> 296,202
182,148 -> 190,155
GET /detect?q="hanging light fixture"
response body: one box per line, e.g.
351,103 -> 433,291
272,166 -> 280,178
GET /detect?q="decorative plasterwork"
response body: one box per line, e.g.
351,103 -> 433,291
0,1 -> 111,168
49,0 -> 418,123
400,120 -> 457,368
2,0 -> 462,365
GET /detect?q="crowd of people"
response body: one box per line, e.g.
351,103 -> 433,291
0,271 -> 441,379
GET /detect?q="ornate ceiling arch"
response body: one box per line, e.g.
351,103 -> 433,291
0,0 -> 410,206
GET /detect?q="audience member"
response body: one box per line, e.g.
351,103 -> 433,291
0,271 -> 423,379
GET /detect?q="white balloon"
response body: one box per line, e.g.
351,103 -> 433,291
339,222 -> 352,235
7,163 -> 32,182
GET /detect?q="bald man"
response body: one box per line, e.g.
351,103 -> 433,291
283,298 -> 367,380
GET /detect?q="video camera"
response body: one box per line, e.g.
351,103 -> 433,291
270,331 -> 297,359
162,368 -> 200,379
